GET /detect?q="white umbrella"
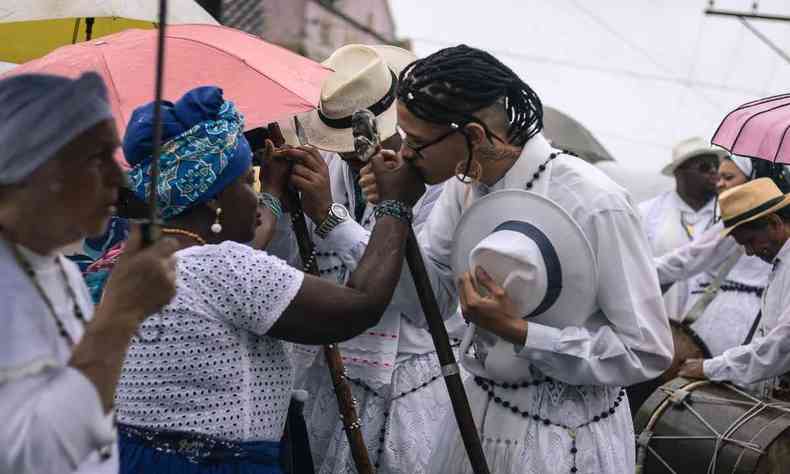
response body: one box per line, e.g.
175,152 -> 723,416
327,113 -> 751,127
0,0 -> 218,63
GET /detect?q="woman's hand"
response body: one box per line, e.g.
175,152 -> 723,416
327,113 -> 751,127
459,267 -> 527,346
678,359 -> 707,379
286,146 -> 333,224
257,139 -> 292,199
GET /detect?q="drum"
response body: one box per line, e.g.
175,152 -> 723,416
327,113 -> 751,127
634,377 -> 790,474
627,320 -> 712,415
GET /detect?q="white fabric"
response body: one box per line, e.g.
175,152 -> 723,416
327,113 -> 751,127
302,350 -> 454,474
654,222 -> 771,356
471,230 -> 549,318
417,133 -> 672,472
115,241 -> 304,442
0,240 -> 117,474
704,239 -> 790,398
289,153 -> 465,389
0,0 -> 218,24
729,155 -> 753,178
278,153 -> 464,473
639,190 -> 716,320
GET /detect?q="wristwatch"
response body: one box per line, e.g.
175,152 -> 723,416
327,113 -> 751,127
316,203 -> 350,238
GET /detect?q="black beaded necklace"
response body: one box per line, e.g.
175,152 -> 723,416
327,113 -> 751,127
10,242 -> 87,347
524,151 -> 562,191
474,376 -> 625,474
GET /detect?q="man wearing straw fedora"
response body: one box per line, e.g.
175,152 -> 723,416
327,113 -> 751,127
275,44 -> 464,474
680,178 -> 790,400
639,137 -> 728,321
359,44 -> 673,473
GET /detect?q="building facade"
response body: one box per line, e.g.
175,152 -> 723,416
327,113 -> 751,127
221,0 -> 400,61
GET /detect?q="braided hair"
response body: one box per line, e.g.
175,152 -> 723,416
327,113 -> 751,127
397,44 -> 543,147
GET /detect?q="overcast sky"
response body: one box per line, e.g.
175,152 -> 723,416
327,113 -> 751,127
390,0 -> 790,174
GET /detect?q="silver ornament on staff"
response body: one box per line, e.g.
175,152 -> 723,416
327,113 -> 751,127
351,109 -> 491,474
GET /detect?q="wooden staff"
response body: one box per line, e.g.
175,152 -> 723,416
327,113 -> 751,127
284,187 -> 374,474
404,231 -> 490,474
350,109 -> 489,473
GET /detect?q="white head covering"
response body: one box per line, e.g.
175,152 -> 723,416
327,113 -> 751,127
0,72 -> 113,185
728,154 -> 753,178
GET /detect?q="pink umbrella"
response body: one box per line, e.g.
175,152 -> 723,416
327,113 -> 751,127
1,24 -> 331,166
712,93 -> 790,164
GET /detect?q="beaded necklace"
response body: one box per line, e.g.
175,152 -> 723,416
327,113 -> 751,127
161,228 -> 207,246
524,151 -> 562,191
10,242 -> 86,347
474,376 -> 625,474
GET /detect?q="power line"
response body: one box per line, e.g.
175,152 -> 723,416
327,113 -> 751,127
409,36 -> 770,97
567,0 -> 723,109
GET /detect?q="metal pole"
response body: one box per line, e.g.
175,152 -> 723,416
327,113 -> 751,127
285,190 -> 375,474
145,0 -> 167,245
704,8 -> 790,23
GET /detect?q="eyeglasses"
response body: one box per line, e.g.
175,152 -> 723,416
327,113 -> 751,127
400,125 -> 463,161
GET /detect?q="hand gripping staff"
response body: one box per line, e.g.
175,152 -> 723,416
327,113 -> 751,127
351,109 -> 490,474
282,119 -> 375,474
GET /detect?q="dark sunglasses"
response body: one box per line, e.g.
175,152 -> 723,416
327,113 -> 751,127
679,160 -> 719,174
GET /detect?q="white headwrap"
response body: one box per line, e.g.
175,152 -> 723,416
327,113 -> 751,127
729,154 -> 753,179
0,72 -> 113,185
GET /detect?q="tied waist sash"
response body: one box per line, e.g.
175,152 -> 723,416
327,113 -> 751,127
118,423 -> 281,466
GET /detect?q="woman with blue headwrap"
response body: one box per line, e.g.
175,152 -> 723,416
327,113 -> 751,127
113,86 -> 425,473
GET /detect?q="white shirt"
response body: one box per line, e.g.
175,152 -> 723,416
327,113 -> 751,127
417,133 -> 673,386
115,241 -> 304,442
640,190 -> 717,320
655,222 -> 770,355
704,238 -> 790,396
0,241 -> 117,474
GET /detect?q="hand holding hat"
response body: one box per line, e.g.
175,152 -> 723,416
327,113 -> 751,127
459,267 -> 528,346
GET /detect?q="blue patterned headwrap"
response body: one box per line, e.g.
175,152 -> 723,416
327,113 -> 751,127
125,86 -> 252,220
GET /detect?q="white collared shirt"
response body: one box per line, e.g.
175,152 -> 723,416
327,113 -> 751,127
0,241 -> 117,474
417,133 -> 673,386
704,238 -> 790,394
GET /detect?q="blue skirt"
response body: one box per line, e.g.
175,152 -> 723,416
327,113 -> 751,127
119,424 -> 283,474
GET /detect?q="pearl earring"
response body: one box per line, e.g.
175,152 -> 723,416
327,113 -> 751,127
211,208 -> 222,234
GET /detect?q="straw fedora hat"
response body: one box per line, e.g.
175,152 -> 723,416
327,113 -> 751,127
720,177 -> 790,235
451,190 -> 598,329
299,44 -> 417,153
661,136 -> 729,176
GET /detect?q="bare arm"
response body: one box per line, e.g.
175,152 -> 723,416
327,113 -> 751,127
268,213 -> 410,344
268,151 -> 425,345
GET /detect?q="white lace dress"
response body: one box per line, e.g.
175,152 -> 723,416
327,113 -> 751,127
115,241 -> 304,442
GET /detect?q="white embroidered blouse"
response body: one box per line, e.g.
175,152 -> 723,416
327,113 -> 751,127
115,241 -> 304,442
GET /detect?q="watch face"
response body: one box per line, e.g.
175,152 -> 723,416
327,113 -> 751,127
331,203 -> 349,219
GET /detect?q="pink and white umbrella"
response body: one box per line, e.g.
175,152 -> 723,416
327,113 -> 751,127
712,94 -> 790,164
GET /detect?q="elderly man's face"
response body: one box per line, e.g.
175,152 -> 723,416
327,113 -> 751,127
675,154 -> 719,197
27,119 -> 124,241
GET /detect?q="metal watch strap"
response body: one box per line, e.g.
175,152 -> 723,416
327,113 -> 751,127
316,204 -> 347,238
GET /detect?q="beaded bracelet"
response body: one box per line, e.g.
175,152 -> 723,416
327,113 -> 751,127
258,192 -> 283,220
374,200 -> 413,224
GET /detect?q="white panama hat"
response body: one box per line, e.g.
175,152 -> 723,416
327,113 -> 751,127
661,136 -> 730,176
452,190 -> 598,330
298,44 -> 417,153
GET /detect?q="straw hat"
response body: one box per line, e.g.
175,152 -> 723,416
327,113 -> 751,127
451,190 -> 598,329
299,44 -> 417,153
720,177 -> 790,235
661,136 -> 729,176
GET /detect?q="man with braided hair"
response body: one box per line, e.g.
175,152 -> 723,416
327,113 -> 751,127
360,45 -> 673,473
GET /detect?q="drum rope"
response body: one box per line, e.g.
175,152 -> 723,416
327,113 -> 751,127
637,380 -> 785,473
